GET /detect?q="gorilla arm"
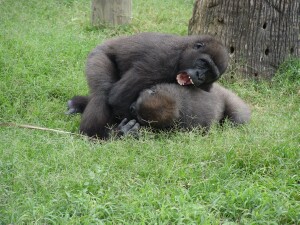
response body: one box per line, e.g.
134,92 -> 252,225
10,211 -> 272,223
107,35 -> 184,118
108,69 -> 164,118
79,46 -> 119,138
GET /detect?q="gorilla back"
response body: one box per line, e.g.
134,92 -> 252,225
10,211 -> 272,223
79,32 -> 229,138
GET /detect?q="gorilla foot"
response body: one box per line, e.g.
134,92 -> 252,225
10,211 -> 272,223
65,100 -> 79,115
65,96 -> 89,115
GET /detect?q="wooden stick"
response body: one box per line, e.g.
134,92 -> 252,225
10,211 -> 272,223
0,122 -> 76,135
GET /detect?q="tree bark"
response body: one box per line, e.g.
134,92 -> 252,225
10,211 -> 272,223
189,0 -> 300,79
92,0 -> 132,26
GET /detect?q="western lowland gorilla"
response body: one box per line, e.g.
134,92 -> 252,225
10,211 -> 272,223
67,32 -> 229,138
129,83 -> 251,130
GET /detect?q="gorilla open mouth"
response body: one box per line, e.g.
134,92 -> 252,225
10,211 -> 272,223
176,72 -> 194,86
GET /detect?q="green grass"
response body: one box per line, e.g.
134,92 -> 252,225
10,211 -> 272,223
0,0 -> 299,224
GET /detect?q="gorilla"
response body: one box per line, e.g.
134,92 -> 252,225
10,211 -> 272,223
130,83 -> 251,130
67,32 -> 229,138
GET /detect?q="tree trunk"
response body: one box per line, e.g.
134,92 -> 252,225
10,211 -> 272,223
189,0 -> 300,79
91,0 -> 132,26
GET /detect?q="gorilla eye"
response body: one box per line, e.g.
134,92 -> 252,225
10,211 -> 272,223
194,42 -> 205,49
146,89 -> 156,95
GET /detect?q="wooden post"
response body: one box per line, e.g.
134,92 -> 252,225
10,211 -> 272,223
188,0 -> 300,79
91,0 -> 132,26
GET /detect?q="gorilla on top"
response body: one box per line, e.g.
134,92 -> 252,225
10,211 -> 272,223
67,32 -> 230,139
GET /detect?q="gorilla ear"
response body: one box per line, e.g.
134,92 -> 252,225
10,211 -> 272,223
130,102 -> 137,116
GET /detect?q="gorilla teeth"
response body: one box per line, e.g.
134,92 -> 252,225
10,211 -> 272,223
189,76 -> 194,85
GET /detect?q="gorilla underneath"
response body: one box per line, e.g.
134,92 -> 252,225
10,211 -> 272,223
67,32 -> 229,138
130,83 -> 251,130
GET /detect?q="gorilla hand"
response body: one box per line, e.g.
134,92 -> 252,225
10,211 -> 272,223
116,118 -> 140,138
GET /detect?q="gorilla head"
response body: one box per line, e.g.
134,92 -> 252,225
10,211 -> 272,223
130,88 -> 180,129
177,35 -> 228,88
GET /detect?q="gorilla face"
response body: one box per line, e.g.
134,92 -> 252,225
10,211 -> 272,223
177,57 -> 220,87
177,36 -> 228,87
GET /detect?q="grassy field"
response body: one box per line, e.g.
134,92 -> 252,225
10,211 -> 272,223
0,0 -> 299,224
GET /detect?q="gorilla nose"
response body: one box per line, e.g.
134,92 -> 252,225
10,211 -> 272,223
185,68 -> 207,85
195,70 -> 205,81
